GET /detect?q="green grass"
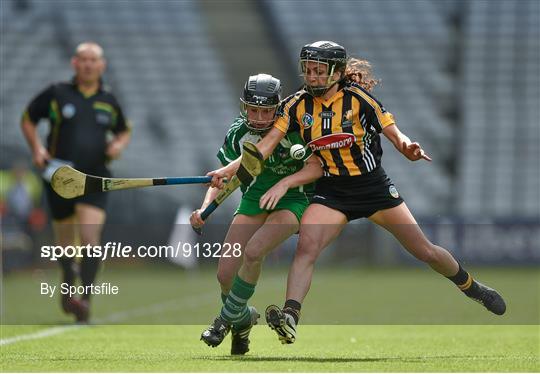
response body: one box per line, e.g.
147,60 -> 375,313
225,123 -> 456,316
1,265 -> 539,371
1,325 -> 538,372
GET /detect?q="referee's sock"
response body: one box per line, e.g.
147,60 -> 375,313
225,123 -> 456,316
283,299 -> 301,325
58,257 -> 76,286
446,263 -> 481,297
220,275 -> 255,330
80,256 -> 100,301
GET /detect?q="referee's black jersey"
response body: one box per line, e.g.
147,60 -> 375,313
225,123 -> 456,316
23,79 -> 130,171
274,81 -> 395,176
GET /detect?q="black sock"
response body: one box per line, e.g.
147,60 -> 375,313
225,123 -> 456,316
58,257 -> 76,285
80,256 -> 100,301
284,299 -> 301,324
446,263 -> 480,297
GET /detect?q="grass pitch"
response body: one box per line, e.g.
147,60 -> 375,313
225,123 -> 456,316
1,265 -> 539,372
2,325 -> 538,372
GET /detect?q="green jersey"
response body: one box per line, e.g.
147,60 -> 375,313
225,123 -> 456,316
217,116 -> 313,201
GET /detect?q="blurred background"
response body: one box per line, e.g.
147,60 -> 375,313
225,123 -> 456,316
1,0 -> 539,276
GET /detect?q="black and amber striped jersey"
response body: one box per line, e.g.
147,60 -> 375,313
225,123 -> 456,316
274,81 -> 395,176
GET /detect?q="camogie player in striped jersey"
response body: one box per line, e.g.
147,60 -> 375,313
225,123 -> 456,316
208,41 -> 506,345
191,74 -> 318,354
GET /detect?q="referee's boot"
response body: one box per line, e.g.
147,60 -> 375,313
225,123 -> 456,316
265,305 -> 297,344
201,316 -> 231,348
61,296 -> 89,323
230,306 -> 260,355
466,281 -> 506,315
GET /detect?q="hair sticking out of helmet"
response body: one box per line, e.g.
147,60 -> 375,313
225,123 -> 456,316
300,41 -> 347,97
240,74 -> 282,133
345,58 -> 380,92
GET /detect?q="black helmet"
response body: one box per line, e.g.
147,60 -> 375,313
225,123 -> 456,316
240,74 -> 282,132
300,41 -> 347,96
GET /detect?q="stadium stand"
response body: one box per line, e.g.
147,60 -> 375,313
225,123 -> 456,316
458,0 -> 540,217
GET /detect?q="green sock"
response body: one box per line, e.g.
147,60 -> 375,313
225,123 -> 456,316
221,293 -> 227,304
220,275 -> 255,328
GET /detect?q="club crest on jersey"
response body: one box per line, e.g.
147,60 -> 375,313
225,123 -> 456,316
301,113 -> 314,128
308,133 -> 356,151
389,185 -> 399,199
62,103 -> 76,119
342,109 -> 353,127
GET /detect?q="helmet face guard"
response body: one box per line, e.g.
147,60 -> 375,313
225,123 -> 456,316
300,41 -> 347,97
241,74 -> 282,133
300,59 -> 340,97
240,99 -> 279,133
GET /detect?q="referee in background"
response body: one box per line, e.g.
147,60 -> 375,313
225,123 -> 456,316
21,42 -> 131,323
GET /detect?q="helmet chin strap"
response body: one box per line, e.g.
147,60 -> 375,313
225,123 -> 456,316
326,64 -> 336,87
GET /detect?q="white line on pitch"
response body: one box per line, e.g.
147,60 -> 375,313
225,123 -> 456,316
0,325 -> 82,346
0,292 -> 215,347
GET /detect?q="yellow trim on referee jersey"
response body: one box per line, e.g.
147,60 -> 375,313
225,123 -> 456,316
93,101 -> 114,113
22,110 -> 31,123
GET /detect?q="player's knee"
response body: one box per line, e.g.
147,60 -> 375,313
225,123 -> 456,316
296,234 -> 322,264
216,271 -> 233,290
243,247 -> 264,267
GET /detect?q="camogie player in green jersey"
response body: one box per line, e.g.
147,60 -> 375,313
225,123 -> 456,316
190,74 -> 320,355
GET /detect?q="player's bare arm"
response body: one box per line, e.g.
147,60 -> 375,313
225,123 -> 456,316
20,117 -> 50,169
190,186 -> 221,228
260,156 -> 323,210
382,124 -> 432,162
208,126 -> 285,188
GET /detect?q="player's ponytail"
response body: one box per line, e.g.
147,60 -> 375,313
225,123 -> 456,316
345,57 -> 381,92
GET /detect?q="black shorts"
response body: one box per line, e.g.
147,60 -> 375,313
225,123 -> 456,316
44,166 -> 110,220
311,166 -> 404,221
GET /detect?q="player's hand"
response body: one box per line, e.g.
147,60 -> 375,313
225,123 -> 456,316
260,181 -> 289,210
401,141 -> 432,162
207,168 -> 227,189
33,146 -> 50,169
190,209 -> 205,228
106,141 -> 124,159
208,158 -> 242,188
207,164 -> 236,189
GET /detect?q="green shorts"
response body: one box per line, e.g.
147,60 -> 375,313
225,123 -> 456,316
235,195 -> 309,223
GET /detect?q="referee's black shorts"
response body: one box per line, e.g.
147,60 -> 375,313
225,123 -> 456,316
311,166 -> 404,221
44,166 -> 110,220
